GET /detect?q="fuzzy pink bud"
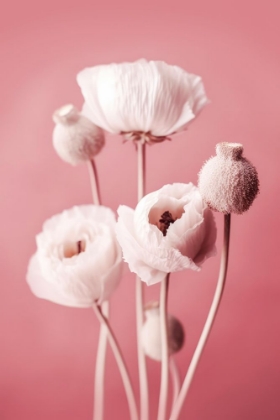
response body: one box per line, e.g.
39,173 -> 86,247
52,104 -> 105,165
198,142 -> 259,214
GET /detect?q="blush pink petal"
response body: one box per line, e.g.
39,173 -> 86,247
116,205 -> 198,286
27,255 -> 95,308
27,205 -> 122,307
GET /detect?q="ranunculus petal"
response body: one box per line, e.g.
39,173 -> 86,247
27,205 -> 122,307
116,183 -> 216,285
27,255 -> 95,307
77,60 -> 208,137
116,205 -> 199,285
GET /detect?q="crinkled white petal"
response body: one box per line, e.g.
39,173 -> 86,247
77,60 -> 208,136
116,205 -> 198,286
116,183 -> 216,285
27,205 -> 122,307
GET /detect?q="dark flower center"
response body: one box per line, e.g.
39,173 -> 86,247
158,211 -> 176,236
121,131 -> 171,145
63,240 -> 86,258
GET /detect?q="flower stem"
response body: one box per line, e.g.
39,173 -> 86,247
157,273 -> 170,420
169,357 -> 180,412
169,214 -> 231,420
93,303 -> 139,420
93,301 -> 109,420
88,159 -> 101,205
136,142 -> 149,420
137,142 -> 146,202
87,158 -> 107,420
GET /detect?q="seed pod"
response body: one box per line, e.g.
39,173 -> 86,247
198,142 -> 259,214
52,104 -> 105,165
141,302 -> 185,361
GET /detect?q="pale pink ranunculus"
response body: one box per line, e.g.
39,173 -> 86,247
77,60 -> 208,142
27,205 -> 123,307
116,183 -> 216,285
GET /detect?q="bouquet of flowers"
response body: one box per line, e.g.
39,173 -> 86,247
26,59 -> 259,420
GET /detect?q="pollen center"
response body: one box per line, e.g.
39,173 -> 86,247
63,240 -> 86,258
158,211 -> 176,236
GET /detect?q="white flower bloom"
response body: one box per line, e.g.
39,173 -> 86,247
116,183 -> 216,285
27,205 -> 123,307
77,60 -> 208,142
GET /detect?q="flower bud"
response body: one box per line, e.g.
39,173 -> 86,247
52,104 -> 105,165
198,142 -> 259,214
141,302 -> 185,361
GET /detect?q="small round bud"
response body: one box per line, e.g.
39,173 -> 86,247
52,104 -> 105,165
141,302 -> 185,362
198,142 -> 259,214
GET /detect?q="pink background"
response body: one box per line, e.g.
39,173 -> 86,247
1,0 -> 280,419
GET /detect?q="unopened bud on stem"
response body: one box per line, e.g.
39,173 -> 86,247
198,142 -> 259,214
52,104 -> 105,165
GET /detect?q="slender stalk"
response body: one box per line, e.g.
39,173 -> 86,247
169,214 -> 231,420
136,142 -> 149,420
93,303 -> 139,420
137,142 -> 146,202
87,158 -> 107,420
88,159 -> 101,205
157,274 -> 170,420
93,301 -> 109,420
169,358 -> 180,412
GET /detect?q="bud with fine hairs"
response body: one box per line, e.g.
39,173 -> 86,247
198,142 -> 259,214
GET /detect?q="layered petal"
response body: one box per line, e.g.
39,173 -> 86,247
27,205 -> 122,307
116,183 -> 216,285
77,60 -> 208,137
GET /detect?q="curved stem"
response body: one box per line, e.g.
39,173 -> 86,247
87,158 -> 106,419
88,159 -> 101,206
169,214 -> 231,420
169,358 -> 180,412
93,301 -> 109,420
93,304 -> 139,420
157,274 -> 170,420
136,142 -> 149,420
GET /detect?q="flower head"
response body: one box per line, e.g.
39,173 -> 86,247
116,183 -> 216,285
198,142 -> 260,214
27,205 -> 122,307
141,302 -> 185,361
77,60 -> 208,143
52,104 -> 105,165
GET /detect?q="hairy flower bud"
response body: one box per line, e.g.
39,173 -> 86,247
52,104 -> 105,165
141,302 -> 185,361
198,142 -> 259,214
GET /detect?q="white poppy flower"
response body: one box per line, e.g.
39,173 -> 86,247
27,205 -> 123,307
77,60 -> 208,143
116,183 -> 216,285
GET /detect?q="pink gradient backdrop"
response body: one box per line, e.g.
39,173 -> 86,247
1,0 -> 280,419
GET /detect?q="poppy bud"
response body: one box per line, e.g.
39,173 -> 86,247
141,302 -> 185,361
52,104 -> 105,165
198,142 -> 259,214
